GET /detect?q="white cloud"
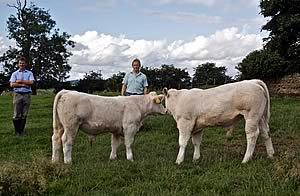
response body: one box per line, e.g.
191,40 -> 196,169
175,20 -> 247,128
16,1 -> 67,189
69,27 -> 263,79
0,36 -> 15,55
0,36 -> 10,71
0,36 -> 8,54
0,28 -> 262,79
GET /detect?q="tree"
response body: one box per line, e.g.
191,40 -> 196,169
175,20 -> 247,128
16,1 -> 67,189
192,62 -> 231,87
142,65 -> 191,90
236,49 -> 287,79
160,64 -> 191,89
77,70 -> 105,93
260,0 -> 300,74
0,0 -> 75,90
105,72 -> 125,92
0,70 -> 9,93
140,66 -> 161,91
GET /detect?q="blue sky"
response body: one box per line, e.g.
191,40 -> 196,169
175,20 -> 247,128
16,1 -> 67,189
0,0 -> 268,79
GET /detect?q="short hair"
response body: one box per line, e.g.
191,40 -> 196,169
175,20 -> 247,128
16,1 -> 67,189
18,56 -> 26,62
132,58 -> 141,67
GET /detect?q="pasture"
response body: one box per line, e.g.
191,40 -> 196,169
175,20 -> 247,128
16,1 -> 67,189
0,91 -> 300,195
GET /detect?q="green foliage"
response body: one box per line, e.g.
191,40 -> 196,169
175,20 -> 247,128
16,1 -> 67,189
236,49 -> 287,79
77,70 -> 105,93
260,0 -> 300,74
105,71 -> 125,92
141,64 -> 191,90
237,0 -> 300,79
0,0 -> 75,88
192,62 -> 232,87
140,66 -> 161,90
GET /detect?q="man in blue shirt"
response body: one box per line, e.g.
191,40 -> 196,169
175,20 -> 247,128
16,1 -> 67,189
121,58 -> 148,96
9,56 -> 35,136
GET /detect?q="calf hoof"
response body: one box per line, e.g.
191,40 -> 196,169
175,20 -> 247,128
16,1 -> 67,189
241,159 -> 249,164
175,159 -> 183,165
127,158 -> 134,162
51,157 -> 60,163
193,154 -> 200,162
64,160 -> 72,164
109,155 -> 117,160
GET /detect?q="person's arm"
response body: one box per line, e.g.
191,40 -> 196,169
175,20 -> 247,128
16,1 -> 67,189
9,72 -> 30,88
143,75 -> 148,95
10,82 -> 30,88
15,80 -> 34,86
121,84 -> 127,96
143,87 -> 148,95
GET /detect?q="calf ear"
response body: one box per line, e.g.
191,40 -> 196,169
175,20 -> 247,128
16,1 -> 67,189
158,94 -> 165,101
163,87 -> 168,97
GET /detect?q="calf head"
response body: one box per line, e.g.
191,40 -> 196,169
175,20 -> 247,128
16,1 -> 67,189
148,92 -> 166,114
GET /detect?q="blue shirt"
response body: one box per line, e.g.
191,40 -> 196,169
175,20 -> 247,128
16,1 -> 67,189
9,69 -> 35,93
122,71 -> 148,94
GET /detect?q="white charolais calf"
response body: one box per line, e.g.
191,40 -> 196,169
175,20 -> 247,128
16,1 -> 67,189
52,90 -> 166,164
163,79 -> 274,164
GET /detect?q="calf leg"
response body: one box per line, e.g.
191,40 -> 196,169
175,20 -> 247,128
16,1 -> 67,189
124,124 -> 138,161
62,125 -> 78,164
192,130 -> 203,161
110,133 -> 122,160
52,126 -> 64,163
176,119 -> 194,165
259,118 -> 274,159
242,119 -> 259,163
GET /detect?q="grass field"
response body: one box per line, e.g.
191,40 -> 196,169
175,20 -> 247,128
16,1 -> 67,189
0,92 -> 300,195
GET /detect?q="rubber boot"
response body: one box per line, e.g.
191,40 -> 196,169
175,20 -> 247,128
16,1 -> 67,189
13,119 -> 21,136
20,119 -> 27,136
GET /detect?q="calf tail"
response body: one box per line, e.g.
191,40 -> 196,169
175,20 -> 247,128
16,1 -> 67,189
53,90 -> 69,131
52,90 -> 69,162
255,80 -> 275,158
255,80 -> 270,123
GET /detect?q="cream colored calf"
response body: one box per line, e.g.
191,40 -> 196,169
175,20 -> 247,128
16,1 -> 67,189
52,90 -> 165,164
163,79 -> 274,164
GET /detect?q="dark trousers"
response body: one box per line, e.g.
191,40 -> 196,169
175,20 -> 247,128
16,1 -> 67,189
12,92 -> 31,136
125,92 -> 144,96
13,92 -> 31,120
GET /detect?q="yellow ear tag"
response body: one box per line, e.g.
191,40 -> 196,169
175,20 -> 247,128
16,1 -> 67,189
155,97 -> 161,104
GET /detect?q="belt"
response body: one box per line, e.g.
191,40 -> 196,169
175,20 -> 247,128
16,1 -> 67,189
15,92 -> 31,94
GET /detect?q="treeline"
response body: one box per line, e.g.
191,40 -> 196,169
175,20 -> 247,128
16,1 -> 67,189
41,62 -> 233,93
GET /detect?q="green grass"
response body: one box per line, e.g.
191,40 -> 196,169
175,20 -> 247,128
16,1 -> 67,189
0,93 -> 300,195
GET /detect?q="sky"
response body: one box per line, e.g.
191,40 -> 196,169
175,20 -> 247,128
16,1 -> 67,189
0,0 -> 268,80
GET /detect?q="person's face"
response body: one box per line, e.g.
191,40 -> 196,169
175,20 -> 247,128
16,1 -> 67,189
132,62 -> 140,73
18,60 -> 26,70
